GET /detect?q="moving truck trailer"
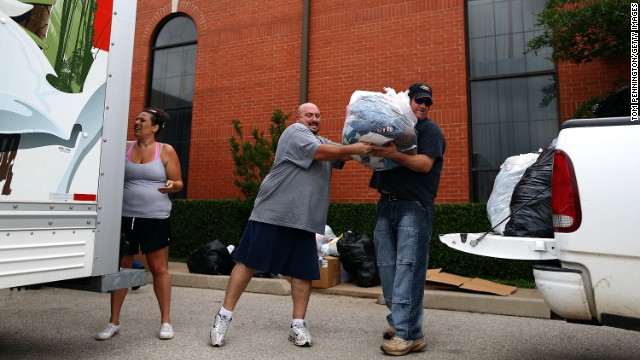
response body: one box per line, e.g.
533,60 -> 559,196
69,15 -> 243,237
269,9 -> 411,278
0,0 -> 145,292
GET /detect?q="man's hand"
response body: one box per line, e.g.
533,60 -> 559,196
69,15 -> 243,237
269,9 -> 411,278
315,141 -> 373,161
371,141 -> 397,158
371,141 -> 434,173
352,141 -> 374,156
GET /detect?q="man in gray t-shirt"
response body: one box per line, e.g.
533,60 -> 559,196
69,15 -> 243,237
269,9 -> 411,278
250,121 -> 340,234
209,103 -> 373,349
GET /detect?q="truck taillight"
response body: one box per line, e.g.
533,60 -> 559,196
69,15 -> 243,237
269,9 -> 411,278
552,150 -> 581,232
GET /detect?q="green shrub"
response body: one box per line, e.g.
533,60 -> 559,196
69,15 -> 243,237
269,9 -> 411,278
170,199 -> 251,259
229,110 -> 288,202
170,200 -> 533,282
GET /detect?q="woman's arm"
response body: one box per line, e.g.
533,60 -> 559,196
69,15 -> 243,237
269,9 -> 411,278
159,143 -> 184,193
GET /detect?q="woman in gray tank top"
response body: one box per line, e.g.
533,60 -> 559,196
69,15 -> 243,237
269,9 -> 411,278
96,107 -> 183,341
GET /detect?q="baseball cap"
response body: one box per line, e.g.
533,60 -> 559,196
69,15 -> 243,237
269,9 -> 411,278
408,83 -> 433,100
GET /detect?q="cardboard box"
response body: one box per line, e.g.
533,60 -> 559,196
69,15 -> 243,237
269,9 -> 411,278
426,268 -> 517,296
312,256 -> 341,289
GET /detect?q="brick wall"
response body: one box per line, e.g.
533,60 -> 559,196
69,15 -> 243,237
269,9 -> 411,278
129,0 -> 627,204
557,56 -> 631,121
129,0 -> 469,204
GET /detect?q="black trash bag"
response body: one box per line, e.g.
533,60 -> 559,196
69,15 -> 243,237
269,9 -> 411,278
504,139 -> 556,238
252,271 -> 273,278
592,85 -> 630,118
187,240 -> 235,275
337,231 -> 380,287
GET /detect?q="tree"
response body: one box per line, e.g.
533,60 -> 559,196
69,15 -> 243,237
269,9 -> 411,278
229,110 -> 288,201
526,0 -> 631,64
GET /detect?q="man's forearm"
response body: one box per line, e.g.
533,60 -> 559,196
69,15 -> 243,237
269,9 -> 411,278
314,143 -> 371,161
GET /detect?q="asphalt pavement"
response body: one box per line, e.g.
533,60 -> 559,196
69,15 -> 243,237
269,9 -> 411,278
4,282 -> 640,360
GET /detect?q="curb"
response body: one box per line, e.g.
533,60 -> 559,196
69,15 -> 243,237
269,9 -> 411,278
170,271 -> 292,296
163,263 -> 551,320
422,288 -> 551,318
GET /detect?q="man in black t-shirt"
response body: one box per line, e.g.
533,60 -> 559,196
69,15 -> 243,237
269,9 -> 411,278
369,83 -> 446,356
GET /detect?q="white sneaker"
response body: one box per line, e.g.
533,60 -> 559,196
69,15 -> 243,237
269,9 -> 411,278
289,321 -> 312,347
210,312 -> 231,347
96,323 -> 119,340
159,323 -> 174,340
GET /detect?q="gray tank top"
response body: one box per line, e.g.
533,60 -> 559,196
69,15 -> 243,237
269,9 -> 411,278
122,142 -> 172,219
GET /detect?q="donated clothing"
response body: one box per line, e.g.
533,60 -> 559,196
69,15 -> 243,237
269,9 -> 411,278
342,91 -> 418,171
343,94 -> 417,154
250,123 -> 342,234
122,142 -> 171,219
369,119 -> 445,207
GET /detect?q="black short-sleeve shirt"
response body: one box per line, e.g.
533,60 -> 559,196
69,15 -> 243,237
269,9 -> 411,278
369,118 -> 446,207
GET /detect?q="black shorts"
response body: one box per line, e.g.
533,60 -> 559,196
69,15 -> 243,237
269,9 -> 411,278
234,221 -> 320,280
121,217 -> 171,255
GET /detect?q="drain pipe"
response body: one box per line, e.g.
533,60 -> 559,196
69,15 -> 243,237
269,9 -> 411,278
300,0 -> 310,104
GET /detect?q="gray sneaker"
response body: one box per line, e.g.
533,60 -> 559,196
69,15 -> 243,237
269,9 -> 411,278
210,312 -> 231,347
289,322 -> 312,347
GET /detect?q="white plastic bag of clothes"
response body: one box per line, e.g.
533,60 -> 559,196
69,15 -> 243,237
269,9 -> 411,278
317,224 -> 341,256
487,152 -> 540,234
320,236 -> 342,257
342,87 -> 417,170
324,224 -> 337,239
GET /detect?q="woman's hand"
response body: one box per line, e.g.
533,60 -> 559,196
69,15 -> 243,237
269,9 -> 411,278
158,180 -> 178,193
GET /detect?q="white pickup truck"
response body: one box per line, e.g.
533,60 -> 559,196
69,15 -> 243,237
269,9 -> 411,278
440,116 -> 640,331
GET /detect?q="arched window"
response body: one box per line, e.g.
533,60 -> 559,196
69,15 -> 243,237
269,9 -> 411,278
148,15 -> 197,199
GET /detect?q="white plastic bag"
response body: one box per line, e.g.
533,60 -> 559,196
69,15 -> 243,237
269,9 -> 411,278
487,152 -> 540,234
324,224 -> 337,239
318,224 -> 340,256
320,235 -> 342,257
342,87 -> 417,170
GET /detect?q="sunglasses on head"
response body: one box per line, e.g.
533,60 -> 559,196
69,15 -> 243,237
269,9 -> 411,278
414,97 -> 432,106
146,109 -> 165,128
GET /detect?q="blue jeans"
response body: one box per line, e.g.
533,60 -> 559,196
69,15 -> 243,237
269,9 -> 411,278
374,197 -> 433,341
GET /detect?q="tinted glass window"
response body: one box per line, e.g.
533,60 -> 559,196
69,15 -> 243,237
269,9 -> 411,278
148,15 -> 197,199
468,0 -> 558,202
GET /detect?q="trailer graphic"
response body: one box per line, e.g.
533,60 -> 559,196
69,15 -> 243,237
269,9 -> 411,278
0,0 -> 145,291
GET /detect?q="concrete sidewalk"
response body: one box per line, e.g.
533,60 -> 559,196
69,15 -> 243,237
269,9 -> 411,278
164,262 -> 551,319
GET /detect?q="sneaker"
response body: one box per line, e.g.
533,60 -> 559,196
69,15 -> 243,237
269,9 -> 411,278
159,323 -> 174,340
210,312 -> 231,347
383,326 -> 397,340
288,322 -> 312,347
381,335 -> 427,356
96,323 -> 119,340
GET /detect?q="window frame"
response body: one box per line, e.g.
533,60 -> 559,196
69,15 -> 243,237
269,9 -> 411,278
466,0 -> 560,203
146,14 -> 198,199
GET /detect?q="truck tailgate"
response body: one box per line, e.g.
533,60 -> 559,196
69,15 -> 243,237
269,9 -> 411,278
439,233 -> 557,260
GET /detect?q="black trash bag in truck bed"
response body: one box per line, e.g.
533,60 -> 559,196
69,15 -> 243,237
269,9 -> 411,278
337,231 -> 380,287
504,139 -> 556,238
592,85 -> 630,118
